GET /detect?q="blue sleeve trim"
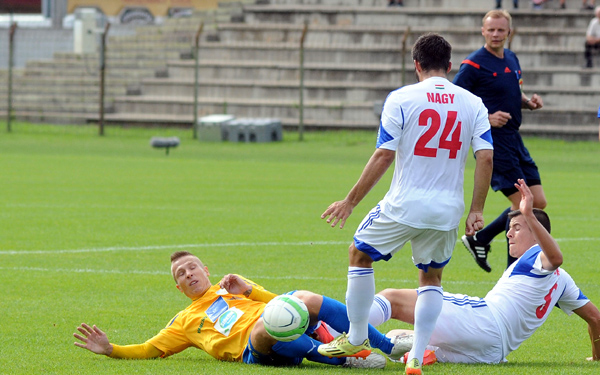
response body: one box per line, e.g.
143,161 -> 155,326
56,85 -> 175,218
479,129 -> 493,146
555,287 -> 589,310
577,289 -> 589,301
376,123 -> 395,148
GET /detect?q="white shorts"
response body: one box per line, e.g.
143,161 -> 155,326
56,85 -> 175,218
353,205 -> 457,269
430,292 -> 504,364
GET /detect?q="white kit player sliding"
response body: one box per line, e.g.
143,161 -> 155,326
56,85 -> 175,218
319,33 -> 494,375
371,179 -> 600,364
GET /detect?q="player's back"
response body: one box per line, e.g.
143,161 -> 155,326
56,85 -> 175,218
379,76 -> 491,230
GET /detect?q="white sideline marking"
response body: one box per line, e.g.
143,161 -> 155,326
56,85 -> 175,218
0,266 -> 169,275
0,266 -> 495,286
1,237 -> 598,256
1,266 -> 597,289
0,241 -> 350,255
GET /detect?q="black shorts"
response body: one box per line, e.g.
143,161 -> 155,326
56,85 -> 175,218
490,131 -> 541,197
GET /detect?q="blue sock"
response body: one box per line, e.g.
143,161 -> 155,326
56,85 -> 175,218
272,335 -> 345,365
318,296 -> 393,355
475,207 -> 511,245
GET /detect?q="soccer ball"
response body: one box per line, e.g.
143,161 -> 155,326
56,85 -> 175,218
262,294 -> 310,342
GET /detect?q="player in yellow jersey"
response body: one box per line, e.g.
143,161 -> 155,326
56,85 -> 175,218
74,251 -> 413,368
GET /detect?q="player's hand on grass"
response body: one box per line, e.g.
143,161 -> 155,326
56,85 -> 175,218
465,211 -> 484,236
219,274 -> 251,295
488,110 -> 511,128
74,323 -> 113,356
321,200 -> 353,229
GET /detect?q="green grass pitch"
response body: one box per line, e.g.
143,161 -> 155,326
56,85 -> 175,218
1,122 -> 599,374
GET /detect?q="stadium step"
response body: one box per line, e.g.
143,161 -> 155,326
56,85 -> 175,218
214,22 -> 587,49
138,77 -> 393,102
242,5 -> 594,28
155,41 -> 589,69
165,59 -> 404,83
112,95 -> 377,123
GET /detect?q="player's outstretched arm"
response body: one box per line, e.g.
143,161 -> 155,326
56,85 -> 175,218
321,148 -> 395,229
74,323 -> 113,356
573,302 -> 600,361
466,149 -> 493,236
514,179 -> 562,270
74,323 -> 163,359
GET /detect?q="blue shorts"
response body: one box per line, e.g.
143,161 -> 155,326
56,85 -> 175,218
242,335 -> 303,366
490,131 -> 541,196
242,290 -> 304,367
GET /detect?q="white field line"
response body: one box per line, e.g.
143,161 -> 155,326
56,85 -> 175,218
0,265 -> 493,286
1,237 -> 598,256
2,236 -> 599,289
1,266 -> 598,289
0,241 -> 350,255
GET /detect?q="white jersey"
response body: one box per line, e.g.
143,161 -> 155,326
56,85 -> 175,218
485,245 -> 590,358
377,76 -> 493,230
587,17 -> 600,38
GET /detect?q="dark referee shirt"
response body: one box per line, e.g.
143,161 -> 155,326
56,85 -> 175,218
453,47 -> 523,136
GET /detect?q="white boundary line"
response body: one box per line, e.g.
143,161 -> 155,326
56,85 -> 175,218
0,265 -> 495,286
0,266 -> 597,289
0,241 -> 349,255
1,237 -> 598,255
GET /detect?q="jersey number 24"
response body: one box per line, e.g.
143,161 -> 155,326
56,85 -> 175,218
415,109 -> 462,159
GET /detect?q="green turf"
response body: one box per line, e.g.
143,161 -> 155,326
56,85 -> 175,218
1,122 -> 599,374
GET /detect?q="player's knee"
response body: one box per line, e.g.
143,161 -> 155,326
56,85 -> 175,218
348,243 -> 373,268
534,197 -> 547,209
293,290 -> 318,303
377,288 -> 395,300
253,318 -> 277,348
292,290 -> 322,322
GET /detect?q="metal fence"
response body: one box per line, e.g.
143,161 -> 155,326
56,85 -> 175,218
1,3 -> 415,138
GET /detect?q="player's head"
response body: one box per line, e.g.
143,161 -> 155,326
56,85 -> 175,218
482,10 -> 512,50
595,6 -> 600,18
506,208 -> 551,258
411,33 -> 452,74
171,251 -> 212,299
482,9 -> 512,29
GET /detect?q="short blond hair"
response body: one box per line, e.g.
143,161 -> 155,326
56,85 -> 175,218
170,251 -> 202,282
482,9 -> 512,29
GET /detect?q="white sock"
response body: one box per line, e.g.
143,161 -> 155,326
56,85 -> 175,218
407,286 -> 443,364
368,294 -> 392,327
346,267 -> 374,345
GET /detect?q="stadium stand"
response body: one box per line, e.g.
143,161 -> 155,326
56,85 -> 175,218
0,0 -> 598,139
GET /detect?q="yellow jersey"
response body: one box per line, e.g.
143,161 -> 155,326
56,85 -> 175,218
147,277 -> 275,361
